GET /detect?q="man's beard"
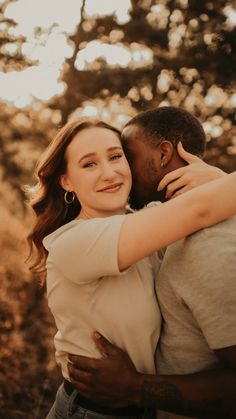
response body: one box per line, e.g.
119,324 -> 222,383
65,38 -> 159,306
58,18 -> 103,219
129,186 -> 166,210
129,157 -> 167,210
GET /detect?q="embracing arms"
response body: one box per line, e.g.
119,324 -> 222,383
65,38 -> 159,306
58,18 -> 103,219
68,335 -> 236,418
118,171 -> 236,270
158,143 -> 226,199
67,214 -> 236,417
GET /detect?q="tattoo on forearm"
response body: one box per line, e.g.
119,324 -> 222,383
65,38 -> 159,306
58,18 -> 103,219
142,381 -> 182,411
142,380 -> 235,418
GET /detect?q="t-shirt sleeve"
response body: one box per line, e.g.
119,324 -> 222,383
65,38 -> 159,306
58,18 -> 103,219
180,218 -> 236,349
146,201 -> 166,259
47,215 -> 127,284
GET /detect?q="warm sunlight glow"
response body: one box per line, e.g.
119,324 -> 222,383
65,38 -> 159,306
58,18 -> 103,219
224,5 -> 236,28
75,41 -> 153,70
5,0 -> 83,36
69,95 -> 135,128
84,0 -> 131,24
0,66 -> 65,108
22,32 -> 74,66
1,0 -> 235,115
147,4 -> 170,30
75,41 -> 131,69
2,0 -> 132,106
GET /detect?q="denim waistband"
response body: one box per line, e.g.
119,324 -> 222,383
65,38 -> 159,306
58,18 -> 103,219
64,380 -> 145,417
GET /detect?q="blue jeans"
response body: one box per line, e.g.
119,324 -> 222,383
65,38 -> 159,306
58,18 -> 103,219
45,383 -> 155,419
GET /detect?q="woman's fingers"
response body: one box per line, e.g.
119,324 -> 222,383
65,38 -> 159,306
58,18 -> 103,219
158,154 -> 225,199
164,176 -> 189,200
158,167 -> 184,192
158,144 -> 203,193
169,185 -> 189,199
177,141 -> 202,164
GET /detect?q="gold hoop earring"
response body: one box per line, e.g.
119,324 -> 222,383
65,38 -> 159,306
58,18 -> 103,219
64,191 -> 75,204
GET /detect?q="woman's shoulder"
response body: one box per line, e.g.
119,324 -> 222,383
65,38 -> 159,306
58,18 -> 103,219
43,219 -> 81,250
43,214 -> 128,251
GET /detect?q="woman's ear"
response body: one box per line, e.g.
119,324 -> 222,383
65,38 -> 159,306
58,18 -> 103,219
159,141 -> 174,168
59,174 -> 71,191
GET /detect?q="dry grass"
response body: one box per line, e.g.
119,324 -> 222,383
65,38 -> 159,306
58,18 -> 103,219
0,204 -> 60,418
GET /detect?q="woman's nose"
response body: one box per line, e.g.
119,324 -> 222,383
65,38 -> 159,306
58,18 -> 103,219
100,162 -> 115,180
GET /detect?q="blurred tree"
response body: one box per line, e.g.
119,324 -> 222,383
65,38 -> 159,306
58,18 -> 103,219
0,0 -> 235,212
0,0 -> 33,71
0,0 -> 38,213
0,103 -> 59,214
0,3 -> 235,416
56,0 -> 236,171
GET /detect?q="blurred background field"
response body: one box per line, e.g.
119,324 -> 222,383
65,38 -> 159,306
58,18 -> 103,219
0,0 -> 235,417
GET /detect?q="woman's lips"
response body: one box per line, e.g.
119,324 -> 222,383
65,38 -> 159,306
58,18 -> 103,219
98,183 -> 123,193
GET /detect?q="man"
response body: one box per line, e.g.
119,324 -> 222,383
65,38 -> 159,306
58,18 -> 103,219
68,107 -> 236,418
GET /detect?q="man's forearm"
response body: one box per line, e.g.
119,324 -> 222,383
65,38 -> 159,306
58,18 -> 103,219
137,369 -> 236,418
68,337 -> 236,416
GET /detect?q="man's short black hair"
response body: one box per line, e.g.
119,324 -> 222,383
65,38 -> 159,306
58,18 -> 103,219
125,106 -> 206,157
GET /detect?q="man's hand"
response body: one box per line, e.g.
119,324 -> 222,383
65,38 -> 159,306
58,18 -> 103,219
68,334 -> 236,416
68,332 -> 141,407
158,142 -> 226,200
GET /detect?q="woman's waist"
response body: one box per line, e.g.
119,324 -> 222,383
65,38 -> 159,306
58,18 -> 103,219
54,332 -> 157,376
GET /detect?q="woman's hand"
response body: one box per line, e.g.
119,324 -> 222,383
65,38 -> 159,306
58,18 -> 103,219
158,142 -> 226,200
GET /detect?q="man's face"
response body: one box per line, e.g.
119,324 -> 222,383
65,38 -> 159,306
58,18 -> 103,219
122,125 -> 166,209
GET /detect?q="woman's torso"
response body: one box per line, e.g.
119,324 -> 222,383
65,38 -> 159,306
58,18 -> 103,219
44,216 -> 162,379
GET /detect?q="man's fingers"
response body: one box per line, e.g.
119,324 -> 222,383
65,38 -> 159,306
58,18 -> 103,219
93,332 -> 120,357
68,354 -> 98,371
70,377 -> 91,395
177,141 -> 201,164
68,363 -> 93,384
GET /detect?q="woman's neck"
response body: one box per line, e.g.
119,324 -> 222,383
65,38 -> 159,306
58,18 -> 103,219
78,207 -> 127,220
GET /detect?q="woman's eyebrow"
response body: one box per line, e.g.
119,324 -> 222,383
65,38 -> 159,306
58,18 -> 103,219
79,152 -> 96,163
107,146 -> 123,152
79,147 -> 123,163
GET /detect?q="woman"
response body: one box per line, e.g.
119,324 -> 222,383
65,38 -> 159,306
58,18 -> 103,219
28,118 -> 236,419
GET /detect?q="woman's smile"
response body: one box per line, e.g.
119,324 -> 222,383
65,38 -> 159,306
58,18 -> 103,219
97,182 -> 123,193
60,126 -> 132,217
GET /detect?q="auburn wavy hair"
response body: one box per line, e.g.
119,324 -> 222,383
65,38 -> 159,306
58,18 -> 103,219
27,118 -> 121,278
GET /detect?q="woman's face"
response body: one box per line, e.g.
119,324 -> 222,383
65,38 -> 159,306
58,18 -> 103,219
60,126 -> 132,218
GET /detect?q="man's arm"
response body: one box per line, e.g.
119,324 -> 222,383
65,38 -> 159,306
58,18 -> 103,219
68,333 -> 236,418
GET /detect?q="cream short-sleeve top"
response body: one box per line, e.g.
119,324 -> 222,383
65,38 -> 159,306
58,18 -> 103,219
43,214 -> 161,379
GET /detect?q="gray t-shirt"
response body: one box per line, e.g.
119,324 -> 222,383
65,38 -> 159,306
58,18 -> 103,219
155,216 -> 236,419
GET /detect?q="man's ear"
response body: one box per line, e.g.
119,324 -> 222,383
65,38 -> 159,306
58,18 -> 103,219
159,141 -> 175,168
60,174 -> 71,192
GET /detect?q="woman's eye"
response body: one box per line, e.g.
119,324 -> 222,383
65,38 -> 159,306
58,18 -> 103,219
83,161 -> 95,168
110,154 -> 122,161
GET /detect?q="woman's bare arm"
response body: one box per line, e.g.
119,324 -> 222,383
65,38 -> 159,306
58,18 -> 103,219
118,171 -> 236,270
